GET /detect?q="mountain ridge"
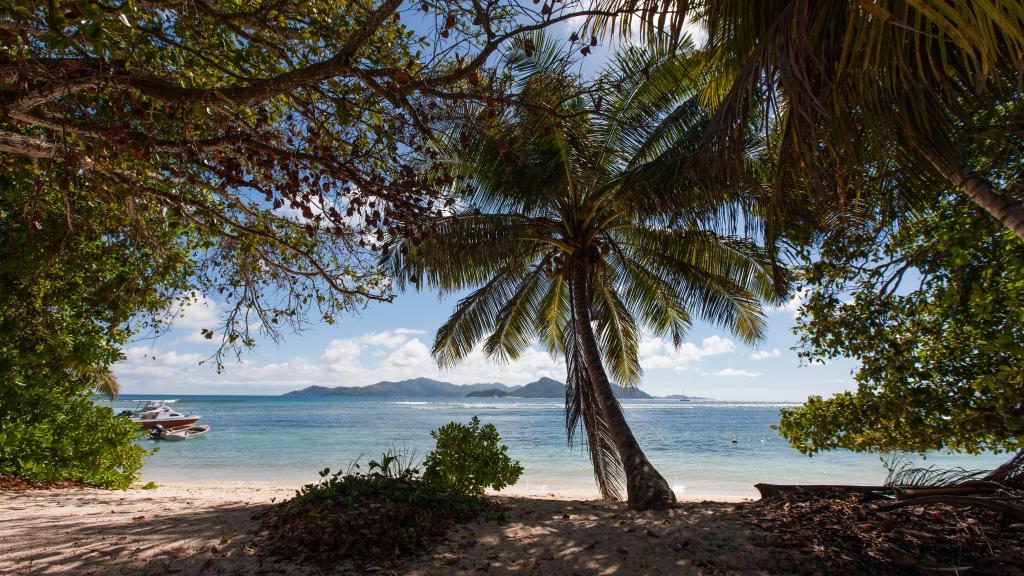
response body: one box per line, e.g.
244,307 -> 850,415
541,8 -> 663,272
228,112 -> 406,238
283,377 -> 694,400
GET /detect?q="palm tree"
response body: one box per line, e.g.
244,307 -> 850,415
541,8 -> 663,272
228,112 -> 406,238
91,368 -> 120,400
591,1 -> 1024,240
384,36 -> 788,510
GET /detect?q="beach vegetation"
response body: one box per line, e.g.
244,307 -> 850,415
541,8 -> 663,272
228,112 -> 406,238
0,384 -> 145,489
781,190 -> 1024,456
256,451 -> 493,566
423,416 -> 523,496
384,34 -> 790,510
0,164 -> 183,489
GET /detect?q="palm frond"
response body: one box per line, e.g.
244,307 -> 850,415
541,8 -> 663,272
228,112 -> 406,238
535,273 -> 571,355
433,260 -> 534,368
483,267 -> 549,362
619,227 -> 785,344
883,456 -> 990,488
92,369 -> 120,400
382,213 -> 543,294
606,238 -> 693,346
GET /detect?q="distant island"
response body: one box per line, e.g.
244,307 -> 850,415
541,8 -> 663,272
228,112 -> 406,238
465,388 -> 518,398
283,376 -> 707,400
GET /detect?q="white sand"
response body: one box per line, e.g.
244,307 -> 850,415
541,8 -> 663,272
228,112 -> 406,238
0,482 -> 817,575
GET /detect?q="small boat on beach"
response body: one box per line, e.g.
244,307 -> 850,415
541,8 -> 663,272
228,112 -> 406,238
149,424 -> 210,441
121,400 -> 201,430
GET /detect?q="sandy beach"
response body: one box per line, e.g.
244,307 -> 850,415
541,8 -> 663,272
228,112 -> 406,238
0,482 -> 826,576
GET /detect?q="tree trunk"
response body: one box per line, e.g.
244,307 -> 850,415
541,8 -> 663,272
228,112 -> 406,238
570,265 -> 677,510
958,171 -> 1024,241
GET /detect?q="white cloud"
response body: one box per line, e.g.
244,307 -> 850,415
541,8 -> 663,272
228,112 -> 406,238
639,334 -> 736,371
117,346 -> 208,379
322,339 -> 362,371
115,328 -> 565,394
115,324 -> 753,395
385,339 -> 433,367
750,348 -> 781,360
174,296 -> 220,328
708,368 -> 762,378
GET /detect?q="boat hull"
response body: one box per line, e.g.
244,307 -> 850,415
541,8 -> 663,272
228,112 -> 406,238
157,425 -> 210,440
135,417 -> 200,430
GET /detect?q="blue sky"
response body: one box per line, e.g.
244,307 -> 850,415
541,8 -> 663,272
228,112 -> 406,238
113,13 -> 859,400
115,285 -> 858,400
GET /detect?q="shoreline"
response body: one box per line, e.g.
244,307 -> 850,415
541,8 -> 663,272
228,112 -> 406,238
137,478 -> 756,503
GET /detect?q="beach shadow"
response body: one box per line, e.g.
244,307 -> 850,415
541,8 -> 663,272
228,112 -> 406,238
0,487 -> 318,576
404,496 -> 829,576
2,489 -> 830,576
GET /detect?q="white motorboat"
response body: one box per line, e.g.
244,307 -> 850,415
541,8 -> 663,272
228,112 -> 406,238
149,424 -> 210,440
121,400 -> 201,430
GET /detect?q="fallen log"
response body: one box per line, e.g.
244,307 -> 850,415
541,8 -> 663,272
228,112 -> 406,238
875,495 -> 1024,522
754,483 -> 891,499
892,481 -> 1004,501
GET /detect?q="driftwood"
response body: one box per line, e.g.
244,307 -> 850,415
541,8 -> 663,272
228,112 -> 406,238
892,480 -> 1005,501
876,495 -> 1024,522
754,483 -> 890,499
747,455 -> 1024,576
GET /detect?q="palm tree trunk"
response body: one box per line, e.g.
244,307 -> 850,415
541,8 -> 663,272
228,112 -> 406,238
570,265 -> 677,510
958,172 -> 1024,241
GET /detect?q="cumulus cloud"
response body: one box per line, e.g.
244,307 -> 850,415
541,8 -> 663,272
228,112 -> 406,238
639,334 -> 736,371
708,368 -> 762,378
114,328 -> 563,394
750,348 -> 781,360
385,339 -> 433,367
153,295 -> 225,344
321,339 -> 362,371
114,325 -> 751,395
117,346 -> 208,379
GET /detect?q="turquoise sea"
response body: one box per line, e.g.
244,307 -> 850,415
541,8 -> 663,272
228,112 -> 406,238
108,395 -> 1008,499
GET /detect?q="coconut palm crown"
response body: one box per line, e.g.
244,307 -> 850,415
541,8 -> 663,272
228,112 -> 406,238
383,35 -> 789,510
592,1 -> 1024,241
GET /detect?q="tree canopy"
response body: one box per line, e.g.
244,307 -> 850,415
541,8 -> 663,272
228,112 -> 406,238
780,192 -> 1024,455
0,0 -> 634,486
0,0 -> 644,356
0,156 -> 185,486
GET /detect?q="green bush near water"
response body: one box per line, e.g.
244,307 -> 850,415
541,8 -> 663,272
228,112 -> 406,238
424,416 -> 523,496
0,386 -> 145,489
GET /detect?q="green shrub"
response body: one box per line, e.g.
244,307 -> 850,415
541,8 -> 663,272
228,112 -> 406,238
0,161 -> 185,489
256,452 -> 488,565
423,416 -> 523,496
0,382 -> 146,489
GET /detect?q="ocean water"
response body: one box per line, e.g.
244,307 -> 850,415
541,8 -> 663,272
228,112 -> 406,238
107,395 -> 1009,499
